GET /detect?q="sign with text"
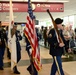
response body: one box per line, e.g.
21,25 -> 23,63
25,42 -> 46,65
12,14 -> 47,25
0,2 -> 64,12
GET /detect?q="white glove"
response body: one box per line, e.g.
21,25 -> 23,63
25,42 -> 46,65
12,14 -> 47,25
29,48 -> 32,55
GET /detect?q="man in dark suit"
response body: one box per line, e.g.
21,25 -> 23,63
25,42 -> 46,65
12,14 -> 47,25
47,18 -> 70,75
0,21 -> 7,70
11,23 -> 22,74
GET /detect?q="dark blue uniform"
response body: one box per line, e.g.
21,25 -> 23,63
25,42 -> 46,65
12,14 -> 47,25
24,35 -> 38,75
48,28 -> 66,75
48,28 -> 66,56
24,28 -> 40,75
15,30 -> 22,62
13,30 -> 22,74
0,28 -> 7,70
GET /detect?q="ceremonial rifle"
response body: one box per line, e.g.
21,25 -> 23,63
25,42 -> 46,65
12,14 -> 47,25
47,9 -> 63,43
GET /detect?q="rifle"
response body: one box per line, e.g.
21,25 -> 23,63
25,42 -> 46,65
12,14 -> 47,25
47,9 -> 63,43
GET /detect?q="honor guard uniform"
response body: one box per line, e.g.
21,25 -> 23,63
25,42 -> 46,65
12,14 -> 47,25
24,35 -> 32,74
24,35 -> 38,75
24,27 -> 41,75
47,18 -> 67,75
11,23 -> 22,74
0,21 -> 7,70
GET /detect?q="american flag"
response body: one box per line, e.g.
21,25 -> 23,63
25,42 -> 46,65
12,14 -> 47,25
24,0 -> 42,71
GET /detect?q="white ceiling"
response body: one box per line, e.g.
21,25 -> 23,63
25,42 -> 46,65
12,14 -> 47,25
0,0 -> 76,22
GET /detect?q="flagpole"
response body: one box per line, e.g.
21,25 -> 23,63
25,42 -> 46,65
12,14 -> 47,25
24,0 -> 42,74
29,1 -> 35,74
9,0 -> 17,71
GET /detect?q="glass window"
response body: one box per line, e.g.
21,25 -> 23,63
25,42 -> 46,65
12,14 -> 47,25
68,15 -> 74,29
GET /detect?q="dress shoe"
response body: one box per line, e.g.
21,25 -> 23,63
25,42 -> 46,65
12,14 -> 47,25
27,67 -> 32,74
13,66 -> 20,74
14,70 -> 20,74
0,67 -> 4,70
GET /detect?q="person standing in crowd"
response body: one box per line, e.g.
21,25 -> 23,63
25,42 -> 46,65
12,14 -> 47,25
43,27 -> 48,47
47,18 -> 71,75
11,23 -> 22,74
46,26 -> 52,37
46,26 -> 53,47
74,28 -> 76,39
0,21 -> 7,70
68,25 -> 75,39
74,28 -> 76,34
63,25 -> 75,54
40,26 -> 44,40
62,25 -> 71,53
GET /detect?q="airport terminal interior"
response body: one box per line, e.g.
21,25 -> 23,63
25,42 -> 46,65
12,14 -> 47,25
0,0 -> 76,75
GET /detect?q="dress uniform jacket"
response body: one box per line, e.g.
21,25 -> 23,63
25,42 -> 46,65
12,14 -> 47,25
48,28 -> 66,56
0,28 -> 7,47
15,30 -> 22,62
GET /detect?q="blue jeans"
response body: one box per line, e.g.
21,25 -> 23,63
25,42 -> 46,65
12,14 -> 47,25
50,56 -> 64,75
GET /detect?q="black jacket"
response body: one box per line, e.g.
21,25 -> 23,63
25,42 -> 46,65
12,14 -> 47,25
48,28 -> 66,56
0,28 -> 7,47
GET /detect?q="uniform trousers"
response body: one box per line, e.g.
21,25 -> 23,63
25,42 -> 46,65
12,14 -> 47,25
0,47 -> 5,67
26,50 -> 38,75
50,56 -> 64,75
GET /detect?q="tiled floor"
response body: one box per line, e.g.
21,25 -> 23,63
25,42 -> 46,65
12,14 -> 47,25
1,45 -> 76,75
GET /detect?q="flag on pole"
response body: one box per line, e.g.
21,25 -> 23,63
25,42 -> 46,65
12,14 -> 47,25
24,0 -> 42,71
8,0 -> 17,70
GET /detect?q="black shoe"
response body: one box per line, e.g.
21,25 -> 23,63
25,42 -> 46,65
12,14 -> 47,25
0,67 -> 4,70
27,67 -> 32,74
14,70 -> 20,74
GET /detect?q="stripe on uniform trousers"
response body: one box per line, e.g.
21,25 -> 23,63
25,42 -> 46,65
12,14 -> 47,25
54,56 -> 61,75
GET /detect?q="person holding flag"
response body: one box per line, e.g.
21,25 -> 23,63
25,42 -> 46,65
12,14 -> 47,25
8,0 -> 21,74
24,0 -> 42,75
11,23 -> 22,74
24,27 -> 41,75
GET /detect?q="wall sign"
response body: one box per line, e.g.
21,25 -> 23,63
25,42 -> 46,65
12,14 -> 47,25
0,2 -> 64,12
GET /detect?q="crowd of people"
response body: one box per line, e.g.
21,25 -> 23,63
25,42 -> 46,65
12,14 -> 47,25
39,22 -> 76,49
